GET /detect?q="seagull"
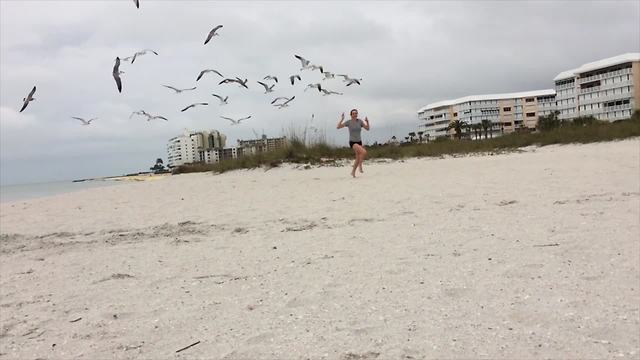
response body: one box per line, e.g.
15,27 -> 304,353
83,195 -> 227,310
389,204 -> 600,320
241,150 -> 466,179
309,64 -> 324,73
338,74 -> 362,86
304,83 -> 322,92
322,71 -> 335,80
112,57 -> 123,93
197,69 -> 224,81
234,77 -> 249,89
289,74 -> 301,85
321,89 -> 343,96
273,96 -> 296,109
270,96 -> 293,105
181,103 -> 208,112
204,25 -> 223,45
162,85 -> 197,94
72,117 -> 96,125
263,75 -> 278,83
129,110 -> 149,119
211,93 -> 229,105
146,115 -> 168,122
19,86 -> 36,112
220,115 -> 251,125
257,81 -> 275,93
133,0 -> 139,9
294,55 -> 311,70
131,49 -> 158,64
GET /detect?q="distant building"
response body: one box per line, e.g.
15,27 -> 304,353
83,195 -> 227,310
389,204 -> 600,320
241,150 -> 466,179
417,89 -> 556,139
553,53 -> 640,121
237,135 -> 289,155
167,132 -> 288,167
166,129 -> 227,167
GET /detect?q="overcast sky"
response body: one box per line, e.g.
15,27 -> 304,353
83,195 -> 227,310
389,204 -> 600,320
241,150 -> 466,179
1,0 -> 639,185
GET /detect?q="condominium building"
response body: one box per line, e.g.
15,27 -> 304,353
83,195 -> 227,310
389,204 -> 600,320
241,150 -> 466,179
553,53 -> 640,121
237,135 -> 289,155
418,89 -> 556,139
166,129 -> 227,167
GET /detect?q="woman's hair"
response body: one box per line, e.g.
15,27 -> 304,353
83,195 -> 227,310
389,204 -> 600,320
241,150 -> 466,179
350,109 -> 358,116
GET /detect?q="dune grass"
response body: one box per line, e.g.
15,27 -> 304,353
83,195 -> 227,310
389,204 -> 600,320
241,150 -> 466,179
172,114 -> 640,174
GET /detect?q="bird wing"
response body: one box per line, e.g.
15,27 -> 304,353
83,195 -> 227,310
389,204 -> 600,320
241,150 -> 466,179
181,105 -> 194,112
196,70 -> 207,81
239,116 -> 252,122
283,96 -> 295,105
72,117 -> 87,124
133,0 -> 139,8
212,93 -> 224,101
205,26 -> 222,44
154,116 -> 168,121
294,55 -> 309,66
271,97 -> 287,104
186,87 -> 197,91
212,70 -> 223,77
257,81 -> 269,91
162,85 -> 179,92
28,86 -> 36,99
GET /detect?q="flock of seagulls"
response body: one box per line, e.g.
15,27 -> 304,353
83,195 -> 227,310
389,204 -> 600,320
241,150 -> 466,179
17,0 -> 364,132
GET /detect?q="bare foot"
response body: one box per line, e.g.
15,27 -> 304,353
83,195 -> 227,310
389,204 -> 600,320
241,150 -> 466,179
351,169 -> 356,178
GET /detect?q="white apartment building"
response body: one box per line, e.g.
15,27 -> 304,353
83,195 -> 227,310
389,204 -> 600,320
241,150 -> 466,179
166,129 -> 227,167
553,53 -> 640,121
418,89 -> 556,139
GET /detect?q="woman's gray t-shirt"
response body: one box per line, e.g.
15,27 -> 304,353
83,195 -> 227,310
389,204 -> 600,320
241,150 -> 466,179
344,119 -> 364,142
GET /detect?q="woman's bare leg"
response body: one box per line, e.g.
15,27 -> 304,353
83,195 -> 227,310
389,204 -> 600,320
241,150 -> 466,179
351,148 -> 359,177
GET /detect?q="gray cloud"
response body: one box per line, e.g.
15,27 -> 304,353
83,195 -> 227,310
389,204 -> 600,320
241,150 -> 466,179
1,0 -> 638,184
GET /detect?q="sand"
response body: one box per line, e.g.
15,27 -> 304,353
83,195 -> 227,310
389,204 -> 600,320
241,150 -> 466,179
1,139 -> 639,359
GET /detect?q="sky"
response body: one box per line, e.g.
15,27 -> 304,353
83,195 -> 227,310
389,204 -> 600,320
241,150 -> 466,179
1,0 -> 639,185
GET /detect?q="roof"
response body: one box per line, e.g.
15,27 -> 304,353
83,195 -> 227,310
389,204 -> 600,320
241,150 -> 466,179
553,52 -> 640,81
418,89 -> 556,113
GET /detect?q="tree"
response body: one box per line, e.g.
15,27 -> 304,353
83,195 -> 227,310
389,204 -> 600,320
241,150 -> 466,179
417,131 -> 424,143
408,132 -> 416,142
480,119 -> 492,139
446,120 -> 468,140
150,158 -> 166,173
471,123 -> 481,140
537,110 -> 561,131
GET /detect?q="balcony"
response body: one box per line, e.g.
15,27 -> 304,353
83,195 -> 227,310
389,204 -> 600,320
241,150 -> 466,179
577,68 -> 632,84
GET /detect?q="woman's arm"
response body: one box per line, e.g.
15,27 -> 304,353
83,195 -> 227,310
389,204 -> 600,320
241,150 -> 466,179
336,112 -> 346,129
362,116 -> 370,130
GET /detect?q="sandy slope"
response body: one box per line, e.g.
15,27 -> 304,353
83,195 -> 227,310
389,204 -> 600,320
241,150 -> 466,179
1,140 -> 639,359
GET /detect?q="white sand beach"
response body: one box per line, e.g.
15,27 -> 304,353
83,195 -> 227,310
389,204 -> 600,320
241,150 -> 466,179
1,140 -> 639,359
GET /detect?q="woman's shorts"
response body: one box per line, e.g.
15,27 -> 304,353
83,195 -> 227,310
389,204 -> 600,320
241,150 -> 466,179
349,141 -> 363,148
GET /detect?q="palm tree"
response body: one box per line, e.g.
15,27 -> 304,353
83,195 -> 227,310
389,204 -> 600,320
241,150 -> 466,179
408,132 -> 416,142
470,123 -> 481,140
480,119 -> 492,139
417,131 -> 424,143
446,120 -> 468,140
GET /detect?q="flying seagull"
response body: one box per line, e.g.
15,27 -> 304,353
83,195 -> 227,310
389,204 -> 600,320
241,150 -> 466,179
234,77 -> 249,89
131,49 -> 158,63
321,89 -> 343,96
112,57 -> 123,93
338,74 -> 362,86
19,86 -> 36,112
211,93 -> 229,105
257,81 -> 275,93
146,115 -> 168,122
72,117 -> 97,126
220,115 -> 251,125
273,96 -> 296,109
130,110 -> 149,119
204,25 -> 223,45
289,74 -> 301,85
181,103 -> 208,112
304,83 -> 322,92
263,75 -> 278,83
294,55 -> 311,70
133,0 -> 139,9
322,71 -> 335,80
197,69 -> 224,81
270,96 -> 294,105
309,64 -> 324,73
162,85 -> 197,94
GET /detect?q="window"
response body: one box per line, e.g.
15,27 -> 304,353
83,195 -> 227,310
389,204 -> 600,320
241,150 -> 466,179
526,112 -> 536,117
525,98 -> 534,103
453,112 -> 458,117
503,107 -> 511,112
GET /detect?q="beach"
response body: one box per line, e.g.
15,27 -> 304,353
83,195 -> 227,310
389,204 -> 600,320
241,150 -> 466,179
1,139 -> 639,359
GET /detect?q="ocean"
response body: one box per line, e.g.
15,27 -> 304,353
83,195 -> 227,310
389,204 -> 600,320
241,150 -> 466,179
0,180 -> 122,203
